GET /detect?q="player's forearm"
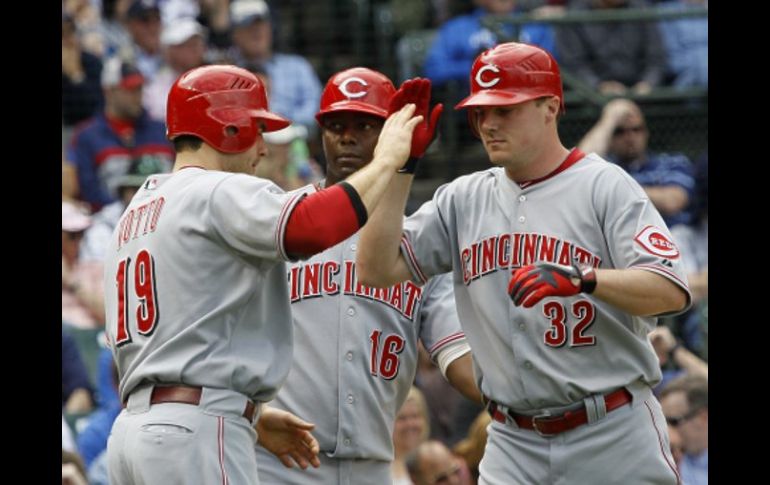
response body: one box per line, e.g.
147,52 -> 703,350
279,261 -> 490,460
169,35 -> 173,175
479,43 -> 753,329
592,268 -> 688,316
356,174 -> 414,287
344,154 -> 406,216
445,353 -> 483,404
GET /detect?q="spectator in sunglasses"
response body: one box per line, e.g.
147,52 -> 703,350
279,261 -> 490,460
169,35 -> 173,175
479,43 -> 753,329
579,98 -> 696,229
660,375 -> 708,485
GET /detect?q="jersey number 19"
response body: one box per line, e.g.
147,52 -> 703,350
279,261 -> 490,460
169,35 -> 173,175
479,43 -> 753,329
115,249 -> 159,346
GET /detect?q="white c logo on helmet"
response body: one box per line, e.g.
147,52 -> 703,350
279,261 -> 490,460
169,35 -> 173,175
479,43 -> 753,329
475,65 -> 501,89
339,77 -> 369,99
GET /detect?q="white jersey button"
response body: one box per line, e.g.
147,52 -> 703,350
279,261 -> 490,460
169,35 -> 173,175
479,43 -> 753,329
524,361 -> 533,370
347,307 -> 356,316
347,394 -> 354,404
519,195 -> 526,202
350,243 -> 357,251
518,216 -> 525,223
346,352 -> 353,361
343,438 -> 351,446
519,323 -> 525,330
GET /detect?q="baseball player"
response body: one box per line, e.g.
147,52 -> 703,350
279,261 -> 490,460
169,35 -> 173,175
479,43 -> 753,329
253,67 -> 481,484
103,64 -> 425,485
356,42 -> 691,484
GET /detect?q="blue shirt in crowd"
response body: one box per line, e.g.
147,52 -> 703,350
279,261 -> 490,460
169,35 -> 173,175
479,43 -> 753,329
423,8 -> 556,89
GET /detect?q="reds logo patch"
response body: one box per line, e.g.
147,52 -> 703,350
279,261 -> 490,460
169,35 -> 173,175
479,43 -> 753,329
634,226 -> 679,259
475,64 -> 501,89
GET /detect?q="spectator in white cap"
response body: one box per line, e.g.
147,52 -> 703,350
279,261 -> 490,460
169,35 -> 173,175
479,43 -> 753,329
226,0 -> 322,136
144,18 -> 208,121
256,124 -> 322,190
62,201 -> 106,329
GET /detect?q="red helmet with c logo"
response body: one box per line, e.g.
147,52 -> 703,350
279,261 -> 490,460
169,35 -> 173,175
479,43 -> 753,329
455,42 -> 564,136
315,67 -> 396,123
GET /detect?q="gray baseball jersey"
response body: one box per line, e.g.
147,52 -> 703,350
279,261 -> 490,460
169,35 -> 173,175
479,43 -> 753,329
104,166 -> 305,403
255,184 -> 467,483
399,151 -> 691,410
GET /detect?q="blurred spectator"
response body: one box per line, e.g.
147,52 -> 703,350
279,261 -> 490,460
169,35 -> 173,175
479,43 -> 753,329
660,375 -> 708,485
649,325 -> 707,396
257,124 -> 322,190
406,440 -> 472,485
99,0 -> 134,58
414,342 -> 465,446
62,328 -> 95,414
80,156 -> 168,262
423,0 -> 557,90
62,201 -> 106,329
62,449 -> 89,485
67,57 -> 173,210
123,0 -> 164,81
77,360 -> 121,472
144,18 -> 208,122
390,0 -> 456,35
63,415 -> 78,453
62,13 -> 104,127
658,0 -> 707,88
556,0 -> 666,96
452,411 -> 492,483
669,151 -> 707,354
63,0 -> 106,56
226,0 -> 323,135
393,386 -> 431,485
667,423 -> 685,469
578,98 -> 695,228
63,155 -> 80,202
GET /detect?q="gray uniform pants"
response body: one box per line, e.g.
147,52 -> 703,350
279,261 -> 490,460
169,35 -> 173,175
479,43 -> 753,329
108,385 -> 261,485
256,445 -> 391,485
479,384 -> 680,485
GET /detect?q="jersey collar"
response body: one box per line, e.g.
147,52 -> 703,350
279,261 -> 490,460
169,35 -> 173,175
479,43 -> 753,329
519,148 -> 585,189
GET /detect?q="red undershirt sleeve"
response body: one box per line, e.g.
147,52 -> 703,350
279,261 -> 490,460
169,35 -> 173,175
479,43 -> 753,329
284,181 -> 368,257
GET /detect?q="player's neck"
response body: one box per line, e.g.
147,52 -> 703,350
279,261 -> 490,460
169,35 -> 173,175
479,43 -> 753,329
173,144 -> 225,172
504,143 -> 570,183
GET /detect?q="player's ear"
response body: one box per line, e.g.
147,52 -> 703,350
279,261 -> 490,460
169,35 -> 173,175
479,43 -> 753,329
544,96 -> 560,123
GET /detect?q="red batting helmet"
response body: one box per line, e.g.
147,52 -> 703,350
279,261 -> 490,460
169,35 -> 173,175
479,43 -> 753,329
166,65 -> 290,153
315,67 -> 396,123
455,42 -> 564,135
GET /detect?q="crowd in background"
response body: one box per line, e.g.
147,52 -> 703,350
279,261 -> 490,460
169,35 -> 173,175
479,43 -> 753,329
62,1 -> 707,484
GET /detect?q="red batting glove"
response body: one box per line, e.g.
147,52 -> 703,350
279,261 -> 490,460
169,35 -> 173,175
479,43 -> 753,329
508,262 -> 597,308
388,78 -> 443,173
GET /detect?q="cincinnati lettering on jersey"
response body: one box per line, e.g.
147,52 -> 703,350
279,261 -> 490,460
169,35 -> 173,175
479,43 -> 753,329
460,232 -> 602,285
288,260 -> 423,320
116,197 -> 165,250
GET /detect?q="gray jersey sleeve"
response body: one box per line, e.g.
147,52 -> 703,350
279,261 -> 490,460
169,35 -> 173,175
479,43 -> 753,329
598,166 -> 692,315
401,182 -> 456,284
417,272 -> 466,360
209,174 -> 306,262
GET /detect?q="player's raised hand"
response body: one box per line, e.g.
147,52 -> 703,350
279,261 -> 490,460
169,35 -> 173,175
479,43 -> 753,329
508,262 -> 596,308
373,103 -> 424,171
388,78 -> 443,173
256,406 -> 321,469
